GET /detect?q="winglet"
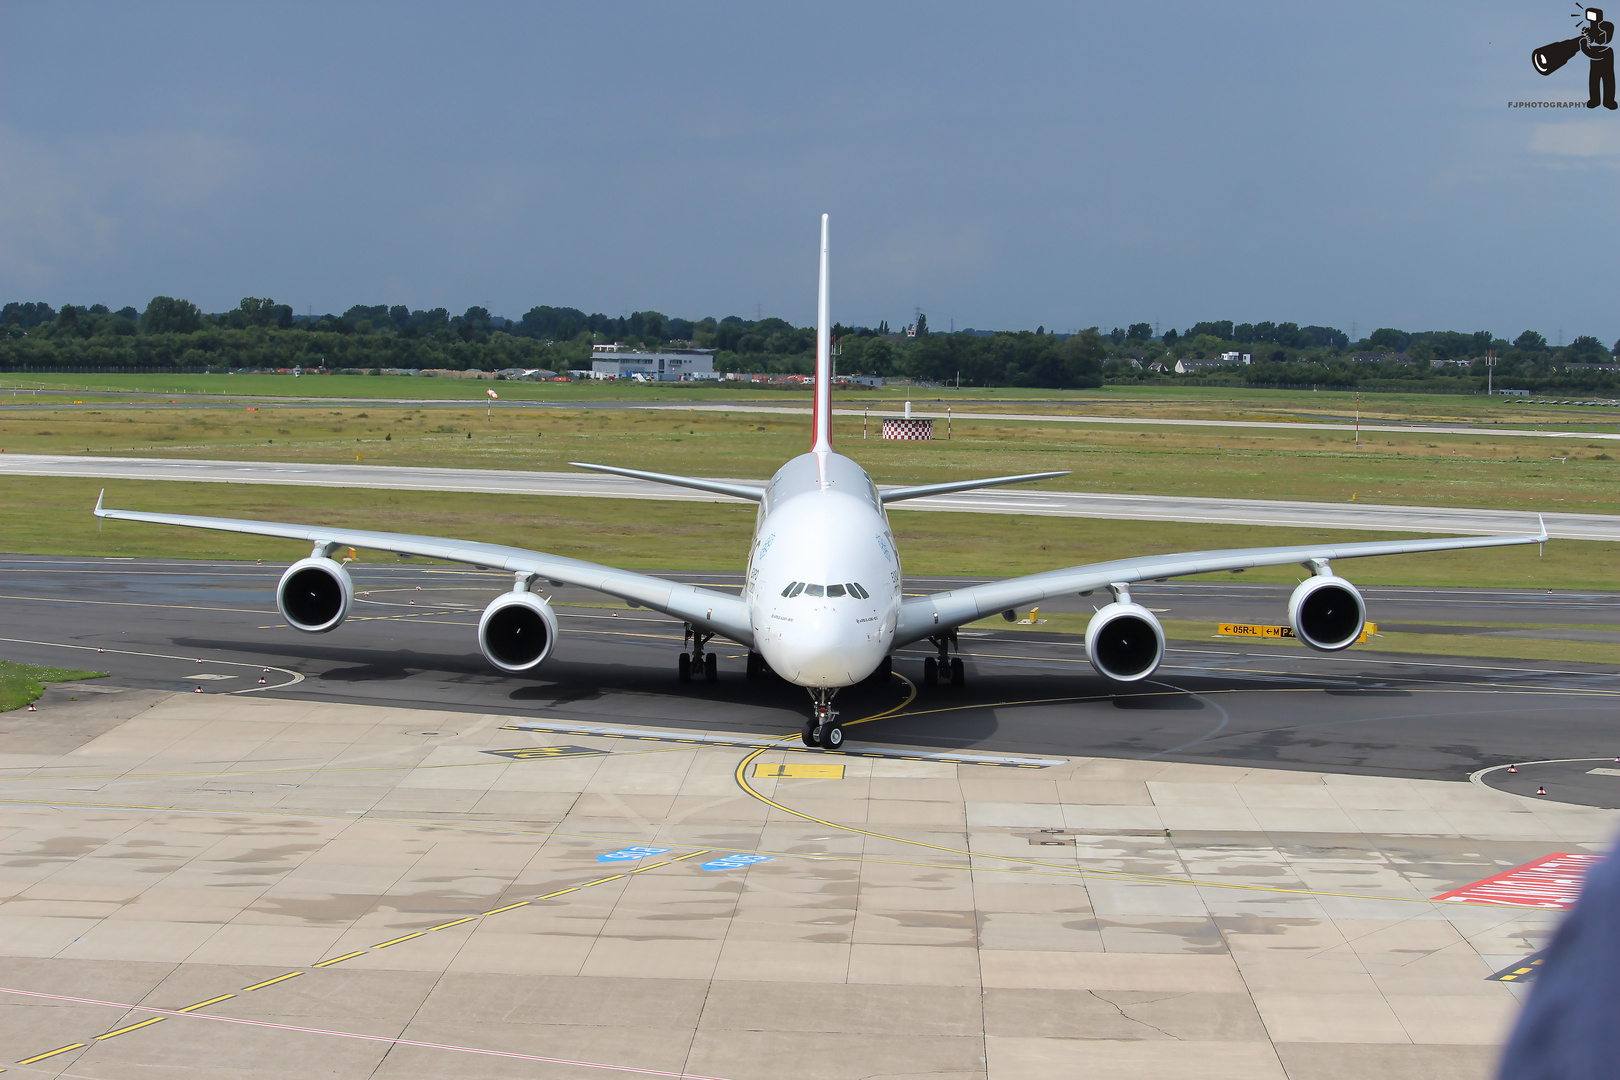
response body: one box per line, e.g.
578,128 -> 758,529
1537,513 -> 1548,542
94,488 -> 105,516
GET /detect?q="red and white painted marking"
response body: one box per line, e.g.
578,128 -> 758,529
1433,852 -> 1602,910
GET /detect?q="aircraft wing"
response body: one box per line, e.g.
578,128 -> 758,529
93,495 -> 754,646
568,462 -> 765,502
879,471 -> 1070,504
892,523 -> 1547,647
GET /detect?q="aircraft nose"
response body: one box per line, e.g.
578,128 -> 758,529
761,611 -> 884,687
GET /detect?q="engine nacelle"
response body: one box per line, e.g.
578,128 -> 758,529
1288,574 -> 1366,651
276,557 -> 354,633
1085,602 -> 1165,682
478,590 -> 558,673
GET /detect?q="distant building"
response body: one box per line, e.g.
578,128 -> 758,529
590,345 -> 717,381
1563,360 -> 1620,373
1219,351 -> 1252,365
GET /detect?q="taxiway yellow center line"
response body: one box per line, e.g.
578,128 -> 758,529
241,972 -> 302,991
311,950 -> 367,968
372,932 -> 425,948
17,1043 -> 86,1064
96,1016 -> 166,1039
424,917 -> 477,931
481,901 -> 532,915
177,994 -> 235,1013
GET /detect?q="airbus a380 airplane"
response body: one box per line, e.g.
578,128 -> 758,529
94,216 -> 1548,749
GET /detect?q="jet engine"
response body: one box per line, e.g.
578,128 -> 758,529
276,557 -> 354,633
1084,602 -> 1165,682
1288,574 -> 1366,651
478,590 -> 558,673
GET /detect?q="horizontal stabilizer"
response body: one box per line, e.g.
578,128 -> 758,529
568,462 -> 764,502
880,470 -> 1070,504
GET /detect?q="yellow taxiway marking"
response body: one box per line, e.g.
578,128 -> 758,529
177,994 -> 235,1013
480,901 -> 532,915
241,972 -> 302,991
754,762 -> 845,779
424,916 -> 477,931
311,950 -> 367,968
18,1043 -> 86,1064
96,1016 -> 166,1039
371,932 -> 424,948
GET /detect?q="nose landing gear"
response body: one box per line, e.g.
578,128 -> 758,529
679,625 -> 718,683
802,688 -> 843,749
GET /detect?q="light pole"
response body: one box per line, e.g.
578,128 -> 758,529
1486,352 -> 1496,395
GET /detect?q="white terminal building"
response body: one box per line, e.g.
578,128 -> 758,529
590,343 -> 718,381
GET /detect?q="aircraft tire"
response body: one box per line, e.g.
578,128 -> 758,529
678,652 -> 692,683
704,652 -> 718,682
802,721 -> 819,747
950,657 -> 965,687
923,657 -> 938,686
821,722 -> 844,749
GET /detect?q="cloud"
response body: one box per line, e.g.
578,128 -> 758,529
1528,121 -> 1620,156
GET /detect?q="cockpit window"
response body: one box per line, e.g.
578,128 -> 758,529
781,581 -> 868,600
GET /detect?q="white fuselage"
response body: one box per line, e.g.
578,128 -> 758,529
745,450 -> 901,687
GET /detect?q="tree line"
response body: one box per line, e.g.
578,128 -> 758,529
3,295 -> 1618,392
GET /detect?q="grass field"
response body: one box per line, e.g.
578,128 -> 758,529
0,661 -> 106,712
3,373 -> 1618,431
1,402 -> 1617,513
3,474 -> 1605,589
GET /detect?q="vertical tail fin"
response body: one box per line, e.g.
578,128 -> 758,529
811,213 -> 832,455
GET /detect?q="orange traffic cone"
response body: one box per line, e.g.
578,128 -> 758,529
194,686 -> 203,693
1536,786 -> 1547,795
1508,765 -> 1517,773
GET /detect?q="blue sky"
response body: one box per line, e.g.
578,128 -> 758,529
2,2 -> 1617,342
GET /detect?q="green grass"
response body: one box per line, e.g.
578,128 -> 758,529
0,661 -> 106,712
2,401 -> 1616,512
3,474 -> 1608,589
3,374 -> 1617,431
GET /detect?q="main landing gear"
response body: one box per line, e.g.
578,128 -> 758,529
802,688 -> 844,749
921,631 -> 965,688
678,625 -> 718,683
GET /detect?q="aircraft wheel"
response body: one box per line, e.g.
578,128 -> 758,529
678,652 -> 692,683
746,652 -> 762,679
802,721 -> 820,747
821,722 -> 844,749
923,657 -> 938,686
704,652 -> 718,682
950,657 -> 965,687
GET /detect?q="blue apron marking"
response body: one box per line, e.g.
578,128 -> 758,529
597,846 -> 671,863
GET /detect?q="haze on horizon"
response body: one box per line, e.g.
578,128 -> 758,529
1,2 -> 1614,343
